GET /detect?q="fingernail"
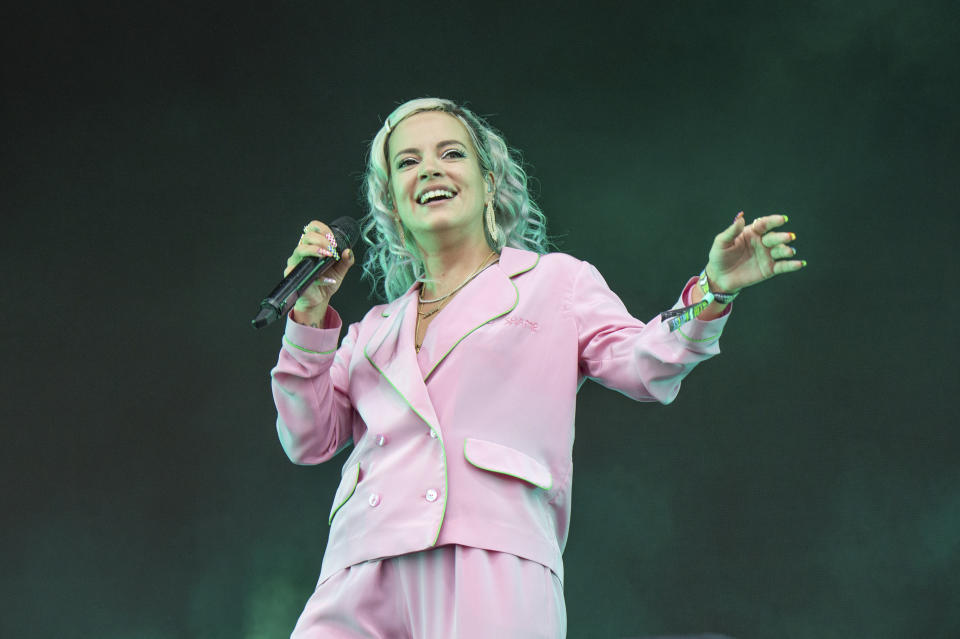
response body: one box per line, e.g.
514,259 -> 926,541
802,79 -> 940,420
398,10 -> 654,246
325,233 -> 337,247
801,260 -> 808,267
783,214 -> 789,223
734,211 -> 744,222
317,247 -> 332,257
790,232 -> 797,241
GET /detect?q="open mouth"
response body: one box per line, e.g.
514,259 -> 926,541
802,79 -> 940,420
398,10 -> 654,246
417,189 -> 457,206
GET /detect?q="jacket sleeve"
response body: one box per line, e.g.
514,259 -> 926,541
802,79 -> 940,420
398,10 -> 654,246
269,306 -> 358,464
566,260 -> 731,404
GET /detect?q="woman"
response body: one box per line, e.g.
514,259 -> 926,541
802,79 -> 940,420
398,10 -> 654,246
270,97 -> 804,638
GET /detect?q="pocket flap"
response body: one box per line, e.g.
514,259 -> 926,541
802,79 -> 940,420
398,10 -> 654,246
328,462 -> 360,525
463,438 -> 552,490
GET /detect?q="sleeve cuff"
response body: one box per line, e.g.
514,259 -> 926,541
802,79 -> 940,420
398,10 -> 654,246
282,306 -> 343,355
674,277 -> 731,345
680,276 -> 733,318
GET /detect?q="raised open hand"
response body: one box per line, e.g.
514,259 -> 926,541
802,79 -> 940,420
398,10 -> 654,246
705,212 -> 806,293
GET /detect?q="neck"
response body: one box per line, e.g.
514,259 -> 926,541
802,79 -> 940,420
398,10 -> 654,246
413,229 -> 496,299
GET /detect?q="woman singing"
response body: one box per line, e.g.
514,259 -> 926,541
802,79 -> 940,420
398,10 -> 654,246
270,97 -> 804,638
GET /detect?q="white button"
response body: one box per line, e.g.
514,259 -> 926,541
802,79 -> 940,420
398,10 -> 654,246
368,493 -> 381,507
376,434 -> 387,446
428,430 -> 438,439
425,488 -> 439,502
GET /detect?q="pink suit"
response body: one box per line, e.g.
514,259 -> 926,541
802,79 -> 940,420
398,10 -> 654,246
271,247 -> 729,637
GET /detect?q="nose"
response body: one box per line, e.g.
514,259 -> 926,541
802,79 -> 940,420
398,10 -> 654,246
418,158 -> 443,180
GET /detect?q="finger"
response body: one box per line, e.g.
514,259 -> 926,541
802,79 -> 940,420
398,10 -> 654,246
300,231 -> 340,260
298,235 -> 338,258
302,220 -> 332,236
772,259 -> 807,275
328,248 -> 356,278
715,210 -> 745,246
762,231 -> 796,248
770,244 -> 797,260
285,243 -> 337,277
750,214 -> 790,235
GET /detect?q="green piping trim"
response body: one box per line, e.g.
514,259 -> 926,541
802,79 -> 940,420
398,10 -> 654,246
283,335 -> 336,355
508,252 -> 540,278
463,440 -> 553,491
676,325 -> 722,343
423,280 -> 520,381
430,437 -> 449,546
327,462 -> 360,525
362,341 -> 449,545
421,253 -> 538,381
363,348 -> 434,430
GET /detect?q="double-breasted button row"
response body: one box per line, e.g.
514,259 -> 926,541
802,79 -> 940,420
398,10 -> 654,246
368,489 -> 440,506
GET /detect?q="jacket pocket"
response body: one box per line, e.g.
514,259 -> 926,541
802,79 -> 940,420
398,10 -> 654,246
328,462 -> 360,525
463,438 -> 553,490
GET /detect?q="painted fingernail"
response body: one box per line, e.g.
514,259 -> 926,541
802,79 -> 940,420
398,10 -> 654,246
317,247 -> 332,257
325,233 -> 337,247
801,260 -> 808,267
734,210 -> 744,222
790,232 -> 797,241
783,214 -> 789,223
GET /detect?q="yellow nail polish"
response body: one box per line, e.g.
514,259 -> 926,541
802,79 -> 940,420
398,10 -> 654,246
783,214 -> 789,223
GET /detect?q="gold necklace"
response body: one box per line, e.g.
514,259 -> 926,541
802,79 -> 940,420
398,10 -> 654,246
418,251 -> 498,304
415,251 -> 499,352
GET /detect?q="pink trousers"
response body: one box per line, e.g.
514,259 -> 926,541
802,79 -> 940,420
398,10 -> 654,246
290,544 -> 566,638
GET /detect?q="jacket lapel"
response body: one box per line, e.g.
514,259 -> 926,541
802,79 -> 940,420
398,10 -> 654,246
422,248 -> 540,380
362,248 -> 541,424
363,290 -> 441,430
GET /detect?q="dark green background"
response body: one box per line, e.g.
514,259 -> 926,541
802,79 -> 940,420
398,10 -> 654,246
3,1 -> 957,637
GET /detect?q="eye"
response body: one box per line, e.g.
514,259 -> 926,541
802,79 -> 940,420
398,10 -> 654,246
397,157 -> 417,169
442,148 -> 465,159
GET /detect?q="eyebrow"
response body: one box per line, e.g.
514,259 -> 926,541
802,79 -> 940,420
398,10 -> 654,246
392,140 -> 466,162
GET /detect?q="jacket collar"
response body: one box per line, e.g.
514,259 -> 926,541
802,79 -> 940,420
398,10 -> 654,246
362,247 -> 540,429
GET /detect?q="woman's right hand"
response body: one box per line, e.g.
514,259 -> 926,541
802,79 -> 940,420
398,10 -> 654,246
284,220 -> 356,321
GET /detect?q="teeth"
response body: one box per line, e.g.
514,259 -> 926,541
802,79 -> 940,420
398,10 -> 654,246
418,189 -> 455,204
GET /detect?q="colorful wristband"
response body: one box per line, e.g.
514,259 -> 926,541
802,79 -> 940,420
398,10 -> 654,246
660,269 -> 739,331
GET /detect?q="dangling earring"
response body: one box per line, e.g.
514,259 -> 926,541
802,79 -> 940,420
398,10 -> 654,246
393,215 -> 406,246
485,199 -> 501,245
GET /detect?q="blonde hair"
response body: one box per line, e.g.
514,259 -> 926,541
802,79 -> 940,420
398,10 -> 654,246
360,97 -> 550,301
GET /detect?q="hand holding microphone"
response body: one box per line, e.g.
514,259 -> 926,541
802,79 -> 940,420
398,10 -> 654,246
251,216 -> 359,329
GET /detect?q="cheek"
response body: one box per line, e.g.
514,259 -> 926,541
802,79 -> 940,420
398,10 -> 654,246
387,179 -> 404,208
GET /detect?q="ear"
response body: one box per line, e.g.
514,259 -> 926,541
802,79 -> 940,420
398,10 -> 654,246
485,172 -> 495,194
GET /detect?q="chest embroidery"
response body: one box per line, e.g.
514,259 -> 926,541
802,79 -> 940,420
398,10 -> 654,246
504,317 -> 540,333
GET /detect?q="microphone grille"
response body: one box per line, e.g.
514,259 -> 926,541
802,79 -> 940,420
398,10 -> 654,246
329,216 -> 361,249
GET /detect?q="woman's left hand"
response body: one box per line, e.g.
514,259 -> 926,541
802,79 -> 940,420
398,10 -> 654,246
705,212 -> 805,293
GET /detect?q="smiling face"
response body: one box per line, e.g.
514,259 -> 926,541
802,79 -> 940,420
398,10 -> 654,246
386,110 -> 492,245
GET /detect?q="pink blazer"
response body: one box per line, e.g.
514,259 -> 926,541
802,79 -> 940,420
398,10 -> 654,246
270,247 -> 729,585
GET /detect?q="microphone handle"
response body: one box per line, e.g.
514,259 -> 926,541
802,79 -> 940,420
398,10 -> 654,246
252,216 -> 360,330
251,255 -> 336,329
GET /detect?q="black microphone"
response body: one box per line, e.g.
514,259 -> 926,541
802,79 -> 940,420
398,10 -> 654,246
251,216 -> 360,329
